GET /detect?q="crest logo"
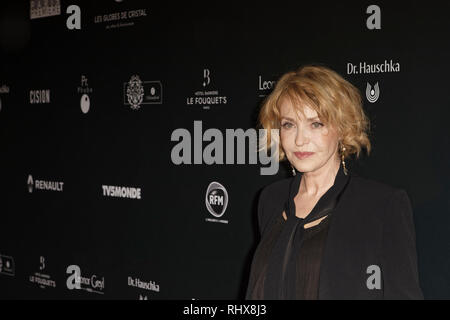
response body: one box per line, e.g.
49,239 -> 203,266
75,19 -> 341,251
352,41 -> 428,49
366,82 -> 380,103
126,75 -> 145,110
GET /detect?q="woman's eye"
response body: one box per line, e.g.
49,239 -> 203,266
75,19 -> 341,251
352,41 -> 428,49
281,122 -> 294,129
312,122 -> 324,129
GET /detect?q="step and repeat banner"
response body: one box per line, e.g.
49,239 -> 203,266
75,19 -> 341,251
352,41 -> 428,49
0,1 -> 449,299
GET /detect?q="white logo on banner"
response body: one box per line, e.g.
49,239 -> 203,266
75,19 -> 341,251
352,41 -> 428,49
366,265 -> 382,289
203,69 -> 211,87
366,82 -> 380,103
205,181 -> 229,224
30,0 -> 61,20
29,256 -> 56,289
128,276 -> 160,292
27,175 -> 34,193
66,5 -> 81,30
126,75 -> 144,110
347,60 -> 400,75
27,174 -> 64,192
78,75 -> 93,113
124,75 -> 162,110
0,84 -> 9,112
66,265 -> 105,294
366,5 -> 381,30
29,89 -> 51,104
186,69 -> 228,110
102,185 -> 142,199
258,75 -> 276,98
170,121 -> 280,175
0,254 -> 15,276
94,7 -> 147,30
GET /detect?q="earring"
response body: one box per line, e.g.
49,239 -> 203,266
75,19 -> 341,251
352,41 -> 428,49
290,163 -> 296,176
340,142 -> 348,176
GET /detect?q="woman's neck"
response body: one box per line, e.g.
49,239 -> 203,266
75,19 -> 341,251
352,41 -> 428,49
299,158 -> 340,197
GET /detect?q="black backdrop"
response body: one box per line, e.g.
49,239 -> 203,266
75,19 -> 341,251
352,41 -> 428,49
0,0 -> 449,299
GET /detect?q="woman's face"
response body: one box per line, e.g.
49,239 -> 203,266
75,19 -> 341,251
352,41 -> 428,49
279,97 -> 340,173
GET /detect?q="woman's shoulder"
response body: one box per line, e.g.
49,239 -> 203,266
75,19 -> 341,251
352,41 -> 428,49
348,172 -> 411,207
259,176 -> 293,204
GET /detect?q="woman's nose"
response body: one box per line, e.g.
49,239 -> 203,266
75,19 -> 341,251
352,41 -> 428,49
295,126 -> 309,146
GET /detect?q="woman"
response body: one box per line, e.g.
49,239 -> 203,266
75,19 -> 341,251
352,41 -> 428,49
245,65 -> 423,299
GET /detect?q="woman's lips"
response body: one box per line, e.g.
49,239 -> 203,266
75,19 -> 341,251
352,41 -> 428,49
294,152 -> 315,160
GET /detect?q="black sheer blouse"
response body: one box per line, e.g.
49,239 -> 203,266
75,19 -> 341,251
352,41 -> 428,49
246,164 -> 350,300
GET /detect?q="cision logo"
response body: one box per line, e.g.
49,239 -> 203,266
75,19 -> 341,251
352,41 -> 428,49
66,265 -> 105,295
27,174 -> 64,193
29,89 -> 51,104
186,69 -> 228,110
205,181 -> 229,224
123,75 -> 162,110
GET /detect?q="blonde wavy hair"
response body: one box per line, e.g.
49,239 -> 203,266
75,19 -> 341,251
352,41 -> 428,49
258,64 -> 371,162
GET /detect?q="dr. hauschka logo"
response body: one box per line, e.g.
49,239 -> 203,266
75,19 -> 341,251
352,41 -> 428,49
366,5 -> 381,30
170,121 -> 279,175
347,60 -> 400,75
186,69 -> 228,110
205,181 -> 229,224
366,265 -> 382,290
27,174 -> 64,193
366,82 -> 380,103
66,4 -> 81,30
0,254 -> 15,276
77,75 -> 93,114
128,276 -> 160,293
29,89 -> 51,104
30,0 -> 61,20
124,75 -> 162,110
66,265 -> 105,295
29,256 -> 56,289
102,185 -> 142,199
258,75 -> 276,98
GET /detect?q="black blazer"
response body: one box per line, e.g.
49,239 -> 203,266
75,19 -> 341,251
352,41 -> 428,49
246,166 -> 423,299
